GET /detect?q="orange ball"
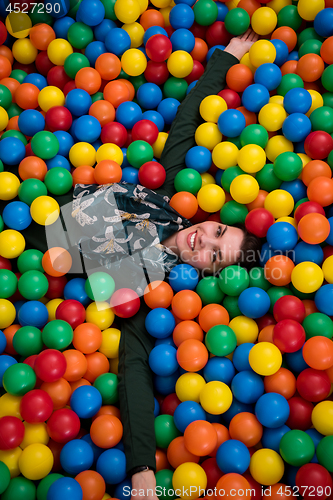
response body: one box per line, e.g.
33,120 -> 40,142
63,349 -> 88,382
118,79 -> 135,101
247,190 -> 268,211
84,352 -> 109,383
190,38 -> 208,62
177,339 -> 209,372
264,256 -> 295,286
236,106 -> 257,126
42,247 -> 72,277
3,324 -> 20,355
19,157 -> 48,181
238,0 -> 261,16
269,484 -> 290,500
226,64 -> 253,93
258,325 -> 275,343
103,80 -> 130,108
198,304 -> 229,332
167,436 -> 200,469
95,53 -> 121,81
169,191 -> 198,219
307,176 -> 333,207
41,378 -> 72,409
184,420 -> 218,456
73,323 -> 103,354
92,405 -> 121,421
209,423 -> 230,457
89,100 -> 115,127
75,471 -> 106,500
90,415 -> 123,448
271,27 -> 297,51
94,160 -> 122,184
0,55 -> 12,80
216,474 -> 250,500
0,46 -> 14,64
264,367 -> 296,400
321,36 -> 333,64
172,320 -> 204,347
144,280 -> 174,309
75,67 -> 102,95
302,300 -> 318,317
298,213 -> 330,244
30,24 -> 56,51
171,290 -> 202,320
6,115 -> 19,131
70,378 -> 91,392
302,336 -> 333,370
15,83 -> 39,109
155,449 -> 170,472
297,54 -> 325,82
72,165 -> 96,185
301,160 -> 332,186
229,412 -> 263,447
0,77 -> 20,99
280,60 -> 298,76
140,9 -> 165,30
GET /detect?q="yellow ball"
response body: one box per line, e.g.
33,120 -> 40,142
115,0 -> 141,23
153,132 -> 168,158
172,463 -> 207,499
12,38 -> 38,64
110,357 -> 119,374
0,393 -> 22,419
195,122 -> 222,150
249,40 -> 276,67
70,142 -> 97,167
47,38 -> 73,66
306,90 -> 324,117
230,174 -> 259,204
19,443 -> 53,480
250,449 -> 284,486
265,135 -> 294,162
267,0 -> 291,14
197,184 -> 225,212
312,401 -> 333,435
137,0 -> 148,13
0,230 -> 25,259
229,316 -> 259,344
20,422 -> 49,449
259,103 -> 287,132
0,106 -> 8,131
122,22 -> 145,48
291,262 -> 324,294
167,50 -> 193,78
0,299 -> 15,329
240,53 -> 256,73
298,0 -> 325,21
251,7 -> 277,35
85,302 -> 115,330
199,95 -> 227,123
212,141 -> 239,170
264,189 -> 294,218
0,448 -> 22,478
5,12 -> 31,38
269,95 -> 284,106
30,196 -> 60,226
199,381 -> 232,415
121,48 -> 147,76
46,298 -> 64,322
0,172 -> 20,200
151,0 -> 172,8
38,86 -> 65,112
99,328 -> 121,358
249,342 -> 282,376
276,216 -> 298,230
160,6 -> 172,25
96,143 -> 123,165
298,153 -> 311,167
175,372 -> 206,402
201,172 -> 216,187
238,144 -> 266,173
323,255 -> 333,284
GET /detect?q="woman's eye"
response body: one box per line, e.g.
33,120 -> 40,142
212,250 -> 217,263
216,225 -> 222,237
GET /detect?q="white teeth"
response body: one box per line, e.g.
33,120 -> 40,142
190,232 -> 196,251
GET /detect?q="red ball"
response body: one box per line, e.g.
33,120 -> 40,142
48,439 -> 64,472
296,464 -> 333,500
46,408 -> 81,443
145,34 -> 172,62
218,88 -> 241,109
294,201 -> 326,223
101,121 -> 128,147
63,80 -> 76,96
138,161 -> 166,189
323,245 -> 333,260
35,51 -> 55,76
190,206 -> 210,224
296,368 -> 331,403
185,60 -> 205,84
206,21 -> 232,47
190,22 -> 207,39
245,208 -> 275,237
0,256 -> 12,271
256,314 -> 276,331
144,61 -> 169,85
34,349 -> 67,383
201,457 -> 223,490
45,274 -> 67,300
286,396 -> 313,430
132,119 -> 159,145
273,319 -> 306,353
243,473 -> 262,500
23,354 -> 43,387
273,296 -> 306,323
45,106 -> 73,132
304,131 -> 333,160
55,299 -> 86,329
110,288 -> 140,318
47,65 -> 72,90
0,21 -> 7,46
0,416 -> 25,450
20,389 -> 54,423
160,393 -> 181,416
13,62 -> 36,74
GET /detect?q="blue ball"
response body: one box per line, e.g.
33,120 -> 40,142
94,19 -> 117,41
187,80 -> 198,94
47,477 -> 83,500
173,400 -> 206,433
145,308 -> 176,338
0,329 -> 6,354
143,26 -> 168,45
282,113 -> 312,142
254,63 -> 282,91
60,440 -> 94,475
19,109 -> 45,136
238,288 -> 270,319
168,263 -> 199,292
266,222 -> 298,251
2,201 -> 32,230
96,449 -> 127,484
185,146 -> 211,173
174,0 -> 196,5
85,41 -> 106,65
259,241 -> 282,267
105,28 -> 131,55
137,83 -> 163,110
121,148 -> 130,167
155,335 -> 177,348
231,370 -> 265,404
13,300 -> 26,324
216,1 -> 228,20
293,241 -> 324,266
255,392 -> 290,428
121,167 -> 139,184
262,425 -> 291,453
280,179 -> 307,203
270,38 -> 289,66
287,51 -> 299,61
315,284 -> 333,316
154,371 -> 179,395
285,348 -> 309,373
48,0 -> 70,17
326,216 -> 333,245
64,278 -> 90,305
294,141 -> 305,154
116,101 -> 143,129
283,88 -> 312,114
77,0 -> 105,26
222,398 -> 254,424
114,479 -> 132,500
217,109 -> 246,138
53,131 -> 74,157
203,356 -> 235,384
206,46 -> 225,61
142,110 -> 165,131
157,98 -> 180,124
216,439 -> 251,474
149,345 -> 178,376
18,301 -> 49,328
74,115 -> 101,143
65,89 -> 91,116
232,343 -> 254,372
23,73 -> 47,90
0,137 -> 26,165
170,28 -> 195,52
70,385 -> 102,418
169,4 -> 195,29
215,169 -> 223,186
305,428 -> 323,463
81,434 -> 103,462
46,155 -> 71,171
241,84 -> 270,113
53,16 -> 75,39
154,397 -> 160,417
314,8 -> 333,37
0,355 -> 17,387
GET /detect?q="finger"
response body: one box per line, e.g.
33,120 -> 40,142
243,28 -> 252,40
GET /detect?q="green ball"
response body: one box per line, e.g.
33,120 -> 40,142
205,324 -> 237,356
163,77 -> 188,101
7,102 -> 22,119
10,69 -> 27,83
17,249 -> 44,274
297,27 -> 323,48
279,430 -> 315,466
117,68 -> 129,80
220,200 -> 248,225
196,276 -> 225,306
322,65 -> 333,92
0,461 -> 10,495
129,75 -> 147,93
44,167 -> 73,195
85,272 -> 115,302
218,265 -> 249,296
174,168 -> 202,194
267,286 -> 293,314
127,140 -> 154,168
273,152 -> 303,181
154,414 -> 181,449
68,0 -> 83,18
328,149 -> 333,170
256,164 -> 282,192
277,5 -> 302,30
299,39 -> 322,58
1,477 -> 36,500
0,159 -> 3,172
224,8 -> 250,35
0,214 -> 3,232
31,131 -> 60,160
64,52 -> 90,79
12,325 -> 44,357
18,270 -> 49,300
249,267 -> 271,291
18,179 -> 48,206
1,129 -> 28,145
29,9 -> 53,25
310,106 -> 333,134
0,269 -> 18,298
101,0 -> 117,20
42,320 -> 74,350
240,124 -> 269,149
155,470 -> 176,500
323,92 -> 333,109
316,435 -> 333,472
223,295 -> 241,319
68,22 -> 94,49
37,473 -> 64,500
193,0 -> 218,26
277,74 -> 304,96
228,136 -> 242,149
2,363 -> 36,396
221,166 -> 243,193
289,282 -> 315,300
0,84 -> 12,110
302,313 -> 333,339
91,92 -> 104,103
93,373 -> 118,404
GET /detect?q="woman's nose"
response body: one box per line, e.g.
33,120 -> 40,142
200,233 -> 213,247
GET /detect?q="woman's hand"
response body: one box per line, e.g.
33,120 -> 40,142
224,29 -> 259,61
131,470 -> 159,500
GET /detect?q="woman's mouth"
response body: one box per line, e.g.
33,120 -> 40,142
187,231 -> 197,251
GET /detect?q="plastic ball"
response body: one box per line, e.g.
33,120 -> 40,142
231,371 -> 264,404
47,477 -> 83,500
20,389 -> 53,423
0,229 -> 25,259
230,174 -> 259,204
238,287 -> 270,319
30,196 -> 60,226
250,449 -> 284,486
291,262 -> 324,294
282,113 -> 312,143
264,189 -> 294,218
218,109 -> 246,138
200,381 -> 233,415
38,86 -> 65,112
212,141 -> 239,170
238,144 -> 266,174
249,342 -> 282,376
259,103 -> 287,132
216,439 -> 250,474
172,463 -> 207,500
224,8 -> 250,35
0,416 -> 25,450
283,87 -> 312,114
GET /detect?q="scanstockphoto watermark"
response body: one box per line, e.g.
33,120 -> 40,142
123,486 -> 255,497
